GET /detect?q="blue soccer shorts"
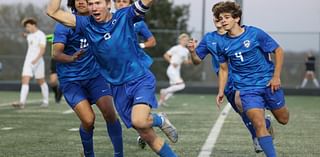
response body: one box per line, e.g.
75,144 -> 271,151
240,87 -> 286,112
111,70 -> 158,128
60,75 -> 112,109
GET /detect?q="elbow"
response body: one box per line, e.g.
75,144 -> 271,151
46,7 -> 56,18
193,60 -> 201,65
152,39 -> 157,47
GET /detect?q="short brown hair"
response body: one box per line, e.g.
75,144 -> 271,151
213,1 -> 242,24
21,17 -> 37,27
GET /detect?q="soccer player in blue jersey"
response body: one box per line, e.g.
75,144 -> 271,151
113,0 -> 157,149
187,2 -> 265,153
52,0 -> 123,156
113,0 -> 157,49
47,0 -> 178,156
214,2 -> 289,157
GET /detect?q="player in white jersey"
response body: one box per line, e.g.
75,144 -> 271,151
158,33 -> 192,106
12,18 -> 49,109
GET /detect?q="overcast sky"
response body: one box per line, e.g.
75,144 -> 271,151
1,0 -> 320,51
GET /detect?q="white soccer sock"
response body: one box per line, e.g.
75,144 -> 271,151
40,83 -> 49,104
162,83 -> 186,101
313,78 -> 320,88
300,79 -> 308,88
20,84 -> 29,104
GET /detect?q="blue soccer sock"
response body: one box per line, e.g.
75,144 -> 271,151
258,136 -> 276,157
106,119 -> 123,157
152,113 -> 163,127
157,143 -> 177,157
266,118 -> 271,129
79,126 -> 94,157
241,113 -> 256,139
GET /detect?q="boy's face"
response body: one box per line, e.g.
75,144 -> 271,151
75,0 -> 89,14
213,18 -> 223,30
88,0 -> 110,22
114,0 -> 131,10
25,23 -> 36,33
219,13 -> 240,31
179,36 -> 189,46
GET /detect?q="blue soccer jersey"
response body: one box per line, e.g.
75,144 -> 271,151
53,23 -> 100,84
196,31 -> 233,94
75,6 -> 149,85
134,20 -> 153,40
134,20 -> 153,68
218,26 -> 279,90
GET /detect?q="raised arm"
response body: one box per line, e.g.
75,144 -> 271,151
47,0 -> 76,27
140,0 -> 154,8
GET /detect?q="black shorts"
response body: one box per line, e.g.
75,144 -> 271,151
50,59 -> 57,74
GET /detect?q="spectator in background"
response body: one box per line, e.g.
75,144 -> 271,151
12,18 -> 49,109
300,52 -> 320,88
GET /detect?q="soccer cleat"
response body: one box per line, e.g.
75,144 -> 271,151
12,102 -> 25,109
40,103 -> 49,108
137,136 -> 146,149
158,112 -> 178,143
253,137 -> 263,153
266,115 -> 275,139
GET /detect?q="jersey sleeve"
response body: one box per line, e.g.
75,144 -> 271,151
217,43 -> 227,63
166,46 -> 177,56
256,28 -> 279,53
195,35 -> 210,60
53,23 -> 69,44
137,21 -> 153,40
75,15 -> 90,35
39,32 -> 47,46
125,0 -> 150,22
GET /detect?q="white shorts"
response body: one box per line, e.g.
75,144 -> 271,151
166,64 -> 183,84
22,59 -> 45,79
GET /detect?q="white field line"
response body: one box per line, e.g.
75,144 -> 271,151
62,109 -> 74,114
197,103 -> 232,157
0,99 -> 43,107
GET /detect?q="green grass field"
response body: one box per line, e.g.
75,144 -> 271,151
0,91 -> 320,157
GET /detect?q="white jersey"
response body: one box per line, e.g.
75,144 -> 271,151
25,30 -> 46,63
22,30 -> 46,78
166,45 -> 190,84
166,45 -> 189,66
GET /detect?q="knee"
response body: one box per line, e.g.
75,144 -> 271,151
132,118 -> 149,130
276,114 -> 289,125
253,120 -> 265,130
103,113 -> 117,124
82,116 -> 95,129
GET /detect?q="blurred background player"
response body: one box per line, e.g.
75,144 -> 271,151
51,0 -> 123,156
12,17 -> 49,109
113,0 -> 157,149
215,2 -> 289,156
299,52 -> 320,88
158,33 -> 192,106
46,34 -> 63,103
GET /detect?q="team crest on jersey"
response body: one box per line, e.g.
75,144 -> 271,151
243,40 -> 250,48
111,19 -> 117,25
104,33 -> 111,40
